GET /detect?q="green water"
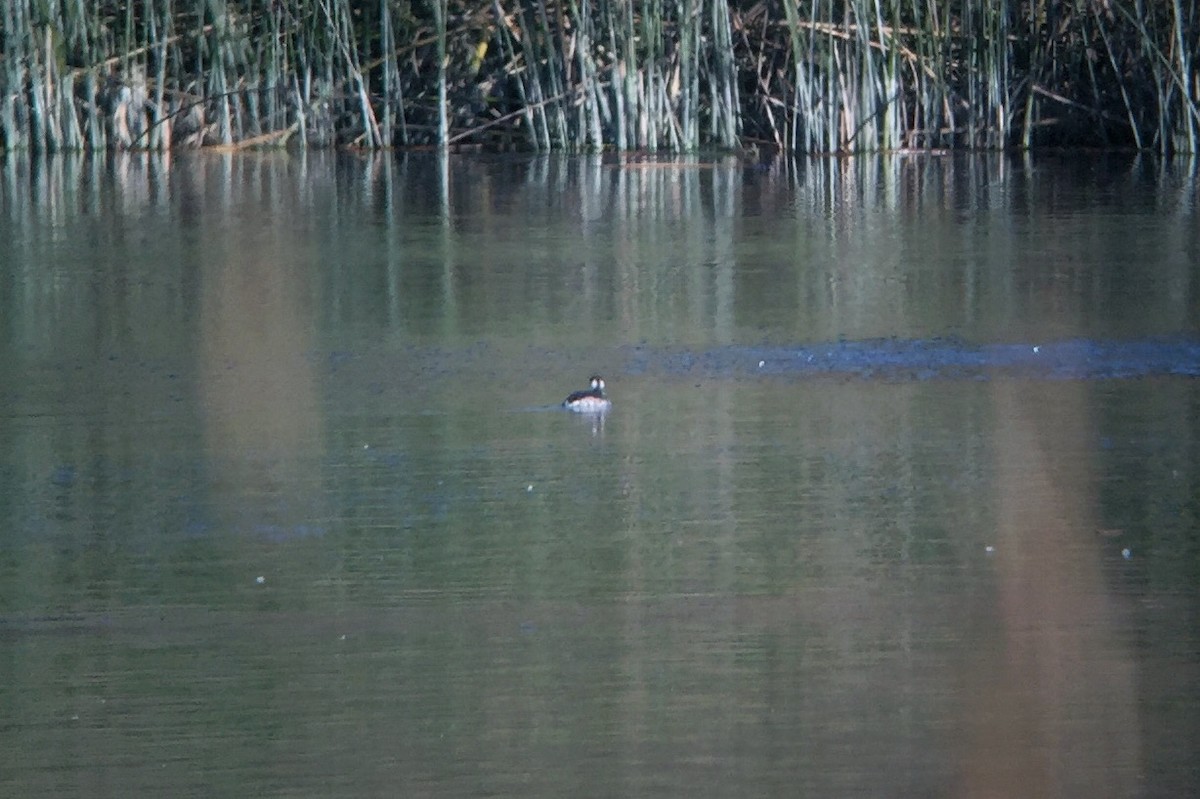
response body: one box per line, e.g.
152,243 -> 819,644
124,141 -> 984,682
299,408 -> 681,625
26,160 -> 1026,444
1,152 -> 1197,797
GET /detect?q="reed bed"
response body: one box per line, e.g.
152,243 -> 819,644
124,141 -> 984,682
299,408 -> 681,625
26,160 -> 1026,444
1,0 -> 1196,153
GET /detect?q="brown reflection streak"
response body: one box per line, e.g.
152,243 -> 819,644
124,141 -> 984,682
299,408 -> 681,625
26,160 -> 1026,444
198,214 -> 320,524
962,382 -> 1139,796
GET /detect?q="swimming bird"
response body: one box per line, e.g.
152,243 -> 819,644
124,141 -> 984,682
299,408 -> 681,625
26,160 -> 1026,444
563,375 -> 611,413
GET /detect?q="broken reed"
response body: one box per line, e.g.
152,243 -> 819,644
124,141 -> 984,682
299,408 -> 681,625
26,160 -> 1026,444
0,0 -> 1196,154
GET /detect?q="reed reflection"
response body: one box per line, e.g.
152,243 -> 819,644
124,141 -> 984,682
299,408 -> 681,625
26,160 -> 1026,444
962,381 -> 1141,795
196,159 -> 323,538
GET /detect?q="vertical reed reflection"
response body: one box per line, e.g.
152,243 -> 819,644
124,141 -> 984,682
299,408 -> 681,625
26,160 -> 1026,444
196,155 -> 323,536
962,381 -> 1141,795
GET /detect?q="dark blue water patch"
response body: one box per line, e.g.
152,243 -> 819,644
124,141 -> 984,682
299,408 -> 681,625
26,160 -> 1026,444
248,522 -> 328,542
327,351 -> 355,371
49,464 -> 77,488
624,337 -> 1200,382
183,516 -> 212,536
354,445 -> 408,469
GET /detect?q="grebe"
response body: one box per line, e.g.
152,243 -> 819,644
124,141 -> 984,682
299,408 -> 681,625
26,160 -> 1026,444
563,375 -> 611,413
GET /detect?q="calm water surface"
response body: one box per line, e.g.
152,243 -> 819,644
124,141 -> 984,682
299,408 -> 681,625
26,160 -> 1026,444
1,152 -> 1198,797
